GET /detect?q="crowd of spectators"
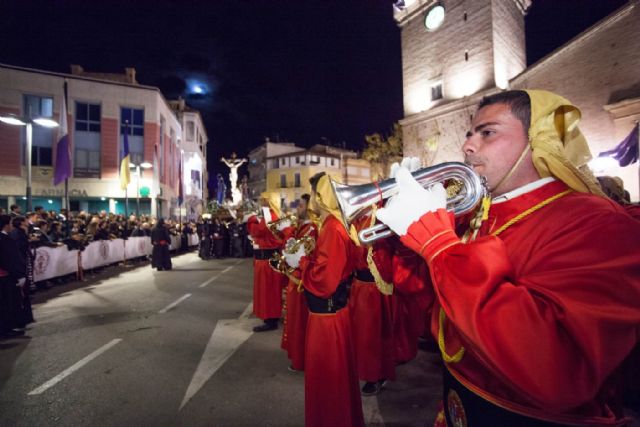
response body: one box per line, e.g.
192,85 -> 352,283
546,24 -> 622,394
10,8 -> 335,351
0,203 -> 198,250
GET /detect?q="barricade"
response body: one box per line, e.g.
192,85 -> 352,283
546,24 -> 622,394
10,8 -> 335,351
32,234 -> 199,283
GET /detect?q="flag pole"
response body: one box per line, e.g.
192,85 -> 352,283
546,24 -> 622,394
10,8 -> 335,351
63,80 -> 70,237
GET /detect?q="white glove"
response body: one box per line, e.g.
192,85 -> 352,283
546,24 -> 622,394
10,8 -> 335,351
242,213 -> 253,223
376,167 -> 447,236
389,156 -> 421,178
276,219 -> 291,231
283,243 -> 306,269
16,278 -> 26,287
262,207 -> 272,224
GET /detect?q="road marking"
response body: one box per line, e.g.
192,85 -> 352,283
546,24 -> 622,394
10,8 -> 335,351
198,262 -> 239,288
158,293 -> 192,314
362,395 -> 386,426
198,275 -> 220,288
28,339 -> 122,395
179,303 -> 254,410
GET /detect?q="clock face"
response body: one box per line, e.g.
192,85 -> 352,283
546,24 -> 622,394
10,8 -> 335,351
424,5 -> 445,31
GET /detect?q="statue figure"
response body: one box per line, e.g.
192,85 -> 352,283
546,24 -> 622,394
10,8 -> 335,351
216,173 -> 226,205
221,152 -> 247,206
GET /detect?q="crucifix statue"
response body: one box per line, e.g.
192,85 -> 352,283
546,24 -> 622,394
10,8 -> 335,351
221,152 -> 247,206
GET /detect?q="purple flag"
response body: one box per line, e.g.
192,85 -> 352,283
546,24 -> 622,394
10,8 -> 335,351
598,123 -> 639,167
53,88 -> 71,185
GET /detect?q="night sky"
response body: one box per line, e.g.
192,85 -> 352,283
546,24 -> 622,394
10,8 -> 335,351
0,0 -> 627,189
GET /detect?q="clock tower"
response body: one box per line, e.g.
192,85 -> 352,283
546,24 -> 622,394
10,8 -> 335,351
394,0 -> 532,164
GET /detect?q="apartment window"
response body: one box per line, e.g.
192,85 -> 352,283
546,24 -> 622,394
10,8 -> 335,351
120,107 -> 144,166
431,81 -> 443,101
295,156 -> 300,164
23,94 -> 54,166
330,158 -> 335,167
280,158 -> 286,166
280,174 -> 287,188
186,121 -> 195,141
310,155 -> 319,164
74,102 -> 101,178
294,173 -> 301,187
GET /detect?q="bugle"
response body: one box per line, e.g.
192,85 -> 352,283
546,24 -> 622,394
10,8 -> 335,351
331,162 -> 486,244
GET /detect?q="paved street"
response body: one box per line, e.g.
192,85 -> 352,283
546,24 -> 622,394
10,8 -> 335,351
0,252 -> 442,427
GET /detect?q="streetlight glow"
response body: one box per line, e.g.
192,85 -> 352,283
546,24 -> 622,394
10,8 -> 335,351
33,117 -> 60,128
0,115 -> 27,126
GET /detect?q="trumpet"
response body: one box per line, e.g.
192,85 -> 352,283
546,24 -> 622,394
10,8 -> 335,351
331,162 -> 486,244
267,214 -> 298,234
269,235 -> 316,284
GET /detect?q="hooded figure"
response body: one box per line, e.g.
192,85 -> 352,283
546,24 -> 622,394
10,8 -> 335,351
151,218 -> 172,271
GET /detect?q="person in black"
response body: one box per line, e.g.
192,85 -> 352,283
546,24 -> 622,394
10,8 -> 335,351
211,218 -> 225,259
0,215 -> 27,338
228,218 -> 245,258
200,217 -> 213,259
151,218 -> 172,271
7,216 -> 34,327
9,204 -> 21,217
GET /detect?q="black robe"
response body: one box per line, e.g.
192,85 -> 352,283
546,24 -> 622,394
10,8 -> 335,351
0,231 -> 32,331
151,226 -> 172,270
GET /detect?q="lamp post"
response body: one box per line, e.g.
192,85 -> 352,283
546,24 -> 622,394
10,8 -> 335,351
0,115 -> 59,212
130,161 -> 152,217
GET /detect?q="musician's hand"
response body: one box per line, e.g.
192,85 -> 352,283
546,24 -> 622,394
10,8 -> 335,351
276,219 -> 291,231
376,168 -> 446,236
283,244 -> 306,269
389,156 -> 421,178
16,278 -> 26,287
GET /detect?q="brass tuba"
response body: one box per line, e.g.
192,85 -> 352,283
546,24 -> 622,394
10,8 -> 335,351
331,162 -> 486,244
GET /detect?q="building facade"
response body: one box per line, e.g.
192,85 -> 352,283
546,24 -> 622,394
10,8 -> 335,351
168,97 -> 209,220
0,63 -> 209,218
248,141 -> 371,210
394,0 -> 640,200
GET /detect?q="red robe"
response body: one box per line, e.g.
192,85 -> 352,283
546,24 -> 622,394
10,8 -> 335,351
401,180 -> 640,425
280,219 -> 317,371
300,214 -> 364,427
391,244 -> 433,364
348,239 -> 396,383
247,210 -> 287,320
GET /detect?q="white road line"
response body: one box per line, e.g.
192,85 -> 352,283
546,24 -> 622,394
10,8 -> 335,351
180,303 -> 254,410
198,275 -> 220,288
198,263 -> 238,288
28,339 -> 122,395
158,293 -> 192,314
362,395 -> 386,426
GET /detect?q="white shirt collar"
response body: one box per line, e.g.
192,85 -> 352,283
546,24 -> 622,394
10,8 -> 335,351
492,177 -> 556,204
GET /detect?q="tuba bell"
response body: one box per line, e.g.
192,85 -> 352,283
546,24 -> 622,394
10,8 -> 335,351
331,162 -> 486,244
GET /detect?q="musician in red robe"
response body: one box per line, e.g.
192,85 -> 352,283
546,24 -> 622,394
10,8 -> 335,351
348,216 -> 396,395
285,172 -> 364,427
279,193 -> 318,371
377,90 -> 640,426
247,192 -> 287,332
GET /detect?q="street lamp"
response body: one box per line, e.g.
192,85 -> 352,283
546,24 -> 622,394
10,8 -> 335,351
0,114 -> 59,212
129,161 -> 152,217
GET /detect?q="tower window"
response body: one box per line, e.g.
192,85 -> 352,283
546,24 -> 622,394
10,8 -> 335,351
431,82 -> 443,101
465,50 -> 469,61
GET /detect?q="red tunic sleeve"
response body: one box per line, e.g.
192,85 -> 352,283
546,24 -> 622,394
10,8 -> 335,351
300,215 -> 356,298
408,193 -> 640,412
247,209 -> 283,249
